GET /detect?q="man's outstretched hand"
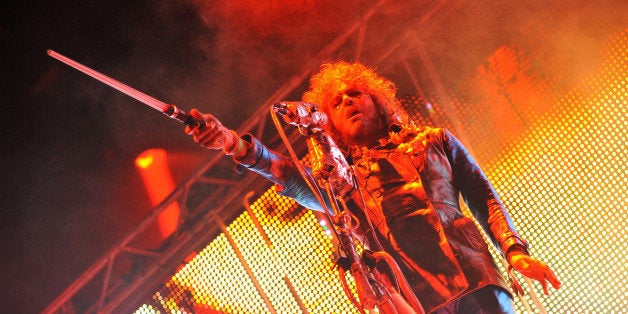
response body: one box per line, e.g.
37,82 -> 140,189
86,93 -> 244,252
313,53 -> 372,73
185,109 -> 238,154
509,252 -> 561,295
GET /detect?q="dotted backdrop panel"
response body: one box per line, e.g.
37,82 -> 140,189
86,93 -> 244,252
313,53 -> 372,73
136,187 -> 359,314
135,29 -> 626,313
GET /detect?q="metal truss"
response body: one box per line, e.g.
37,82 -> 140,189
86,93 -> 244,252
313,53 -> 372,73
43,0 -> 465,312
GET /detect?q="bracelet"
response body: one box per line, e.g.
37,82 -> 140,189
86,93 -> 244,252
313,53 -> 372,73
223,130 -> 240,155
506,244 -> 529,263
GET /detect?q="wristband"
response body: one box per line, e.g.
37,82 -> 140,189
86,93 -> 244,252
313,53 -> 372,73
506,244 -> 529,263
223,130 -> 240,155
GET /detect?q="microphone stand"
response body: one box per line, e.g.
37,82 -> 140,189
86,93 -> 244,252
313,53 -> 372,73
277,109 -> 424,314
306,132 -> 380,312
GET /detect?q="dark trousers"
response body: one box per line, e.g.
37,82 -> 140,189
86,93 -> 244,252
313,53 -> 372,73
433,286 -> 515,314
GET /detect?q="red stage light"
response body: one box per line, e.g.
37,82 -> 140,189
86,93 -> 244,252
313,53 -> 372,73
135,148 -> 180,241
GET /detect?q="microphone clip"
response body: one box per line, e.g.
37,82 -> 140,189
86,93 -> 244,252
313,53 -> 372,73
273,102 -> 328,135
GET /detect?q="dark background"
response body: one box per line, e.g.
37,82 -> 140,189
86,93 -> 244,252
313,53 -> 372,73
1,0 -> 625,312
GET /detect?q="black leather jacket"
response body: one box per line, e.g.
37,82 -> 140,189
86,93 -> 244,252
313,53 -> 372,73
235,127 -> 527,312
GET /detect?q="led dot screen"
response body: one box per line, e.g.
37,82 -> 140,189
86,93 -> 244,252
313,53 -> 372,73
136,186 -> 359,313
136,29 -> 626,313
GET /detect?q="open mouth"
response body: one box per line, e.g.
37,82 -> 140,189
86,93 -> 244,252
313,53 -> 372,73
348,109 -> 361,119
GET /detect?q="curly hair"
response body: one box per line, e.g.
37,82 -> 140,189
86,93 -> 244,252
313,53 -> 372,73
302,61 -> 409,129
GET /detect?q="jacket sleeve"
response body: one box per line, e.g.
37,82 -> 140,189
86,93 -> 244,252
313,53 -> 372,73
440,129 -> 529,257
233,134 -> 327,212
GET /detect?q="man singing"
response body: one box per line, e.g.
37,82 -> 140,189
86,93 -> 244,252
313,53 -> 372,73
185,61 -> 560,313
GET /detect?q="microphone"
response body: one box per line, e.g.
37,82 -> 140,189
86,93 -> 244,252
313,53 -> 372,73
272,102 -> 328,130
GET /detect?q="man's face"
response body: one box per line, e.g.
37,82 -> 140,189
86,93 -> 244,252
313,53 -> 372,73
326,84 -> 388,147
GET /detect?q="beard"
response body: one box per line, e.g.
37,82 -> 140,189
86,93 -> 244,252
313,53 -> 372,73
336,115 -> 388,148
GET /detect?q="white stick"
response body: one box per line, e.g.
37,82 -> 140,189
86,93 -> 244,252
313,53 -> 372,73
47,50 -> 168,112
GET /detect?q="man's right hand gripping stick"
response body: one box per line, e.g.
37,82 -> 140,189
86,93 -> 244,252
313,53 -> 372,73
185,109 -> 240,155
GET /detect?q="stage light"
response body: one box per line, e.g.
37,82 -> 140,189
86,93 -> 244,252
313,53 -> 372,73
135,148 -> 180,243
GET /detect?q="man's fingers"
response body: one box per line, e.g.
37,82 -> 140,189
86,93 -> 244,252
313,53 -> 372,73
550,278 -> 561,289
198,130 -> 225,147
184,109 -> 235,152
541,280 -> 549,295
511,256 -> 561,295
189,109 -> 221,129
540,266 -> 560,295
188,108 -> 203,119
546,268 -> 561,289
191,119 -> 221,139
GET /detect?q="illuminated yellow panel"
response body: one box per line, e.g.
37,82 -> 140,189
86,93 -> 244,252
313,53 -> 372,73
445,29 -> 626,312
136,187 -> 358,313
483,30 -> 627,312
